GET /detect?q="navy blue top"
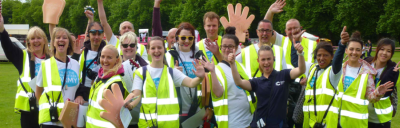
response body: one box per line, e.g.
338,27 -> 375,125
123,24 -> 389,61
249,69 -> 294,127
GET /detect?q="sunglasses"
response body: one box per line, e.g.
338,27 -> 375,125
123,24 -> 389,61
89,29 -> 104,35
122,43 -> 136,48
178,35 -> 194,41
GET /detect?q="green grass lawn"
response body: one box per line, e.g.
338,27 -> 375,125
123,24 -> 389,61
0,52 -> 399,128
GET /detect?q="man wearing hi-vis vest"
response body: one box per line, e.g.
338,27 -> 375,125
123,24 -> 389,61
196,12 -> 241,65
263,0 -> 318,127
236,20 -> 288,79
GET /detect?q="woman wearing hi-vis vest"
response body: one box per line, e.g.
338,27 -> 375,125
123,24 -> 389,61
165,22 -> 211,124
364,38 -> 399,128
124,37 -> 207,128
35,26 -> 80,128
301,41 -> 343,128
0,13 -> 49,128
86,45 -> 129,128
230,38 -> 306,128
203,27 -> 256,128
327,28 -> 394,128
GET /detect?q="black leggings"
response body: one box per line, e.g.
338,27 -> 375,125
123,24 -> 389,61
368,121 -> 391,128
20,111 -> 39,128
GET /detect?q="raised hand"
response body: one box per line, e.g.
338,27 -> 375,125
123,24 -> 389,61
84,10 -> 94,22
292,28 -> 306,43
220,3 -> 255,42
269,0 -> 286,14
193,59 -> 205,78
154,0 -> 162,8
293,38 -> 304,53
393,61 -> 400,72
175,60 -> 183,72
0,13 -> 4,32
200,56 -> 215,73
42,0 -> 66,24
205,39 -> 220,54
227,49 -> 236,65
99,84 -> 125,128
377,81 -> 394,95
73,39 -> 85,54
341,26 -> 349,45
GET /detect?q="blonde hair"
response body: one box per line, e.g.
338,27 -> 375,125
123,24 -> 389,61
50,27 -> 73,57
102,45 -> 123,77
26,26 -> 50,61
119,31 -> 138,46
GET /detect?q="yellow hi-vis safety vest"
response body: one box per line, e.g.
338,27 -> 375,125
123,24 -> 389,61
241,44 -> 284,78
15,50 -> 35,113
135,65 -> 180,128
197,36 -> 222,65
282,37 -> 316,64
211,61 -> 257,128
303,65 -> 338,128
330,73 -> 369,128
372,80 -> 393,123
86,75 -> 128,128
38,57 -> 66,124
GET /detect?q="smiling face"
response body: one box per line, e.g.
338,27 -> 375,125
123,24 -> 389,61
121,38 -> 137,60
89,23 -> 104,47
100,48 -> 118,72
345,41 -> 363,62
257,22 -> 273,45
221,38 -> 236,60
376,45 -> 392,63
119,22 -> 134,35
148,40 -> 165,62
316,48 -> 333,69
257,50 -> 274,74
204,18 -> 219,39
29,35 -> 46,53
53,31 -> 70,54
178,29 -> 194,52
285,20 -> 301,40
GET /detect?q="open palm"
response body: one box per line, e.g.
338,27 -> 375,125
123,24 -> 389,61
193,59 -> 205,78
269,0 -> 286,14
99,84 -> 125,128
220,3 -> 255,43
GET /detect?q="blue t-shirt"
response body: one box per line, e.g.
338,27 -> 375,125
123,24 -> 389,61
179,62 -> 196,78
249,69 -> 294,127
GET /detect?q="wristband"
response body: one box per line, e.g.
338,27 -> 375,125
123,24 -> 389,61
297,51 -> 304,56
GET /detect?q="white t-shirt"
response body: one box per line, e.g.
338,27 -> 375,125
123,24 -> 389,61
122,60 -> 142,125
176,50 -> 198,114
343,65 -> 360,92
217,63 -> 252,127
83,50 -> 101,87
236,44 -> 287,70
35,57 -> 45,76
368,63 -> 384,123
36,57 -> 80,126
131,66 -> 187,92
110,34 -> 148,61
304,62 -> 342,89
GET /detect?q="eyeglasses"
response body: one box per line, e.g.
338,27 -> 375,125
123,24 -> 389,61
122,43 -> 136,48
258,29 -> 273,34
178,35 -> 194,41
221,45 -> 236,50
89,29 -> 104,35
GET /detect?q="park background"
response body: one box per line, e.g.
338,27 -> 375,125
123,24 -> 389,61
1,0 -> 400,127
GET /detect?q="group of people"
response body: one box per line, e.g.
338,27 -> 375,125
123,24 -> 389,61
1,0 -> 399,128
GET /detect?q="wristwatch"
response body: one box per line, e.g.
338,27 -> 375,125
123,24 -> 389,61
297,51 -> 304,56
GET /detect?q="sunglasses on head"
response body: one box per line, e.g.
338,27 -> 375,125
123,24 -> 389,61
178,35 -> 194,41
89,29 -> 104,35
121,43 -> 136,48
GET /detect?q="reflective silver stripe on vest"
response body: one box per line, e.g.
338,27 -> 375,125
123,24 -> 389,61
374,105 -> 393,115
244,47 -> 252,79
88,99 -> 103,110
307,39 -> 314,63
19,52 -> 31,84
303,105 -> 340,113
44,60 -> 62,93
92,76 -> 122,110
197,90 -> 202,96
274,46 -> 281,70
16,91 -> 32,98
338,74 -> 369,105
305,89 -> 335,97
117,41 -> 121,54
166,53 -> 172,67
340,110 -> 368,119
247,95 -> 252,102
283,37 -> 289,56
139,113 -> 179,121
87,116 -> 115,128
39,103 -> 64,111
138,44 -> 143,56
213,99 -> 228,107
215,115 -> 228,121
141,98 -> 179,105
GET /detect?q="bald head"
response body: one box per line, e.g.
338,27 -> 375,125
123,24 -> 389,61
166,28 -> 178,47
119,21 -> 134,35
285,19 -> 301,38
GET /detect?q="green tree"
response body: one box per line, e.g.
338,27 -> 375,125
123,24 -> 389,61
377,0 -> 400,42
